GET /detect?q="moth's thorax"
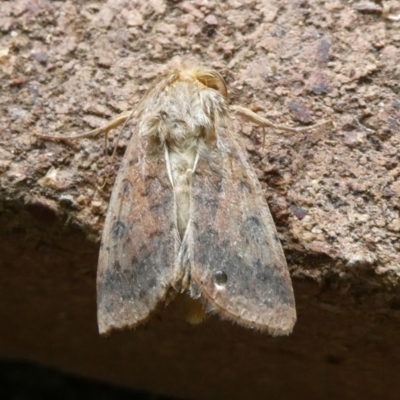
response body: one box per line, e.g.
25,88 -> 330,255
162,80 -> 226,148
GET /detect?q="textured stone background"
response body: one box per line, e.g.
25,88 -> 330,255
1,1 -> 400,399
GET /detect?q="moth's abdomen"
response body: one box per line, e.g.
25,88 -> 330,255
169,151 -> 193,238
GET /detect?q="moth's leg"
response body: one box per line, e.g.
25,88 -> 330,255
190,150 -> 200,175
36,111 -> 132,141
231,105 -> 333,133
382,1 -> 400,20
37,109 -> 137,189
164,145 -> 175,189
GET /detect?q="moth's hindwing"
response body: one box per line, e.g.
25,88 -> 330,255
97,130 -> 176,335
190,120 -> 296,335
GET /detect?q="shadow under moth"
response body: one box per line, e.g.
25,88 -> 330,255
38,66 -> 330,336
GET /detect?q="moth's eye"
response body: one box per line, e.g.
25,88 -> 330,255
196,71 -> 228,98
214,270 -> 228,287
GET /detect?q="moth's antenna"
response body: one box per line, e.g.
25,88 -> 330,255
35,111 -> 132,141
231,105 -> 333,133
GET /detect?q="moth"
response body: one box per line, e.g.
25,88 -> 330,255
96,66 -> 299,336
38,66 -> 329,336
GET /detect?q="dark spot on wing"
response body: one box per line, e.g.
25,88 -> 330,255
129,156 -> 139,166
147,277 -> 157,290
149,189 -> 172,212
241,216 -> 263,244
112,221 -> 126,240
240,180 -> 251,193
114,260 -> 121,271
244,215 -> 261,227
256,271 -> 268,283
203,196 -> 219,219
122,179 -> 132,196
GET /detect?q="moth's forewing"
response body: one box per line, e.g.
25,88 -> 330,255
190,117 -> 296,335
97,127 -> 176,335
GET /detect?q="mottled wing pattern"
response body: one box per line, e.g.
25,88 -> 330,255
190,117 -> 296,335
97,129 -> 176,335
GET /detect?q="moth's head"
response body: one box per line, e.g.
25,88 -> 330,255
138,65 -> 229,149
178,67 -> 228,99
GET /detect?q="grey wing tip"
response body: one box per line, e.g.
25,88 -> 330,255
248,316 -> 297,336
237,303 -> 297,336
207,301 -> 297,336
267,320 -> 296,337
97,317 -> 115,337
97,320 -> 143,337
98,326 -> 112,338
265,308 -> 297,337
